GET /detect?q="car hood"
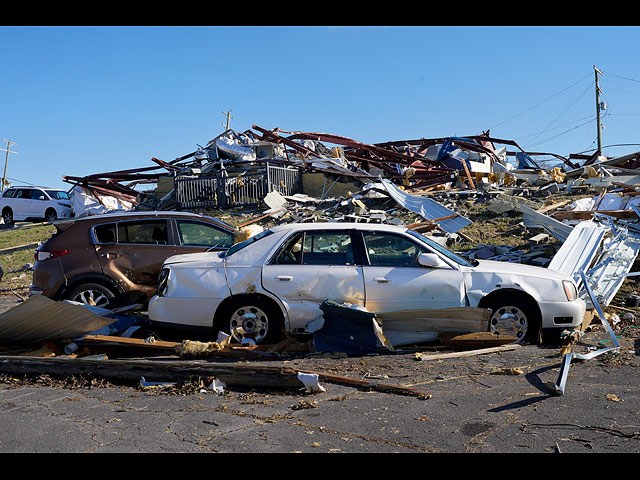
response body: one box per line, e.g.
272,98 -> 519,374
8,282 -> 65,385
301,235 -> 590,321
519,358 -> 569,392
467,259 -> 571,282
163,251 -> 225,266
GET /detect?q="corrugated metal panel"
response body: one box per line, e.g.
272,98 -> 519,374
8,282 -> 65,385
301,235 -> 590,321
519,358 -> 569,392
548,220 -> 640,306
0,295 -> 113,344
548,221 -> 608,278
584,228 -> 640,305
520,204 -> 574,242
379,178 -> 471,234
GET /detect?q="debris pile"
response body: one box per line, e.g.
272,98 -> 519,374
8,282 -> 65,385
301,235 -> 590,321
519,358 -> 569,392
1,124 -> 640,397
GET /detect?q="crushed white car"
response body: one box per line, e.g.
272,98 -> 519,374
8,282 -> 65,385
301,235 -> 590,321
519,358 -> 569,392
148,223 -> 586,344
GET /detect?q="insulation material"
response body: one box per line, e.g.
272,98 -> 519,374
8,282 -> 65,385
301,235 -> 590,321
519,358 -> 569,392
234,224 -> 264,244
70,185 -> 133,217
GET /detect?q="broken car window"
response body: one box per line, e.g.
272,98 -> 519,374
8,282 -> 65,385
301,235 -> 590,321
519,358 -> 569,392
272,233 -> 303,264
363,231 -> 427,267
176,220 -> 234,249
94,223 -> 117,244
301,231 -> 355,265
117,220 -> 169,245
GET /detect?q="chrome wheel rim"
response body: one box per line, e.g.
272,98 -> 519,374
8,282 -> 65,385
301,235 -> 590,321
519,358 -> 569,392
229,306 -> 269,343
73,289 -> 111,308
489,305 -> 528,341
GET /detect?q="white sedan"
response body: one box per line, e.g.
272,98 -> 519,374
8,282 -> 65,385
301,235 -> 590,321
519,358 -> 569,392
148,222 -> 586,344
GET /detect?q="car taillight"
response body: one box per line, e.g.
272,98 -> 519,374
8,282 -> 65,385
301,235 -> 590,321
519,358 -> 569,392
35,250 -> 70,262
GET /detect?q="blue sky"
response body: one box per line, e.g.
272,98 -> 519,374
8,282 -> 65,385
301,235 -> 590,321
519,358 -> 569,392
2,25 -> 640,191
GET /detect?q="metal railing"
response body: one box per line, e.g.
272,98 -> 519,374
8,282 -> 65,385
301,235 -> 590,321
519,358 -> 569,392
175,164 -> 301,210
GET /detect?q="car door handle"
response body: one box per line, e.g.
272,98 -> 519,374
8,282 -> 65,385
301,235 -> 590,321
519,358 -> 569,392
276,275 -> 293,282
101,253 -> 120,259
374,277 -> 390,284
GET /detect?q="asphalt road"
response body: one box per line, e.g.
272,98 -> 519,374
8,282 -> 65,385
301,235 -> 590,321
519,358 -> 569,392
1,308 -> 639,453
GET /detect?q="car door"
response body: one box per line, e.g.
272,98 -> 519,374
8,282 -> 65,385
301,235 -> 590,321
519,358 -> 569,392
12,188 -> 32,219
360,230 -> 466,313
262,229 -> 365,327
29,188 -> 48,217
93,219 -> 178,298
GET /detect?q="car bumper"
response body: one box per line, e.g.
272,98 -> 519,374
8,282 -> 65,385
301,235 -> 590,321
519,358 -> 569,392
539,298 -> 586,329
148,295 -> 222,329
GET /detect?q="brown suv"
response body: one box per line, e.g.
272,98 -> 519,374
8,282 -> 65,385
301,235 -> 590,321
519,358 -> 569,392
29,211 -> 237,308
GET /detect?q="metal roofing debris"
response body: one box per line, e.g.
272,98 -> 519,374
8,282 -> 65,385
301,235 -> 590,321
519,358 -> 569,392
552,270 -> 621,396
548,221 -> 608,279
377,178 -> 472,234
0,296 -> 114,344
547,218 -> 640,307
520,204 -> 574,242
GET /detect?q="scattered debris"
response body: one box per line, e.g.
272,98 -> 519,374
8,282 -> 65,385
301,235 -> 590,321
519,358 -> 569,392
2,124 -> 640,400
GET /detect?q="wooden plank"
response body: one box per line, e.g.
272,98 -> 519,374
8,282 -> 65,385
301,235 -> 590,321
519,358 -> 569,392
415,344 -> 520,361
0,356 -> 305,389
461,159 -> 476,189
438,332 -> 518,349
295,368 -> 428,398
80,335 -> 179,350
377,307 -> 490,333
536,200 -> 571,214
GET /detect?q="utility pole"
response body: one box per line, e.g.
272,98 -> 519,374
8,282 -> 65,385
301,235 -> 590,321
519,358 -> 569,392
0,139 -> 18,191
222,110 -> 233,130
594,65 -> 604,155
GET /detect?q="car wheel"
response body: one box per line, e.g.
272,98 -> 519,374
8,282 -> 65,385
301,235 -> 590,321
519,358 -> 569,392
67,283 -> 116,309
45,208 -> 57,222
2,207 -> 14,226
218,297 -> 284,345
486,297 -> 539,343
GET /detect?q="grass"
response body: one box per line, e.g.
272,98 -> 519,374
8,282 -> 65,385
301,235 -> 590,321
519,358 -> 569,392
0,222 -> 56,292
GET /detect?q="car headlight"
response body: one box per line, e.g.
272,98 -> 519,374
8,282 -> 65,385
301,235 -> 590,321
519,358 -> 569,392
157,268 -> 170,297
563,280 -> 578,301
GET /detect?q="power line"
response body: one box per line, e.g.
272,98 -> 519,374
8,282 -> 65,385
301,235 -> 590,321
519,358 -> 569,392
514,114 -> 596,141
603,71 -> 640,84
524,81 -> 594,149
489,73 -> 592,130
525,115 -> 596,149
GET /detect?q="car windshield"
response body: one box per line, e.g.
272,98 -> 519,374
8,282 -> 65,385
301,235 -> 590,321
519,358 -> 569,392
222,229 -> 274,257
46,190 -> 70,200
406,229 -> 471,266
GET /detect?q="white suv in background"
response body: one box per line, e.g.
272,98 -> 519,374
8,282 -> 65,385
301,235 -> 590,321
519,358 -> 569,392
0,186 -> 73,224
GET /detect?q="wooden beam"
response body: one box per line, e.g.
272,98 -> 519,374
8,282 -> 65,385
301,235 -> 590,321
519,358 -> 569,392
415,344 -> 520,361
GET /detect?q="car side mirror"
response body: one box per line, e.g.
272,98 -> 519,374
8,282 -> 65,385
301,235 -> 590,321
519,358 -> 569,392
38,196 -> 45,200
417,253 -> 448,268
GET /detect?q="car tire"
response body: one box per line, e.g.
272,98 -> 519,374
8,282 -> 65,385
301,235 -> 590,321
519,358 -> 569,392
486,295 -> 540,343
67,283 -> 116,309
45,208 -> 57,222
2,207 -> 14,226
217,296 -> 284,345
